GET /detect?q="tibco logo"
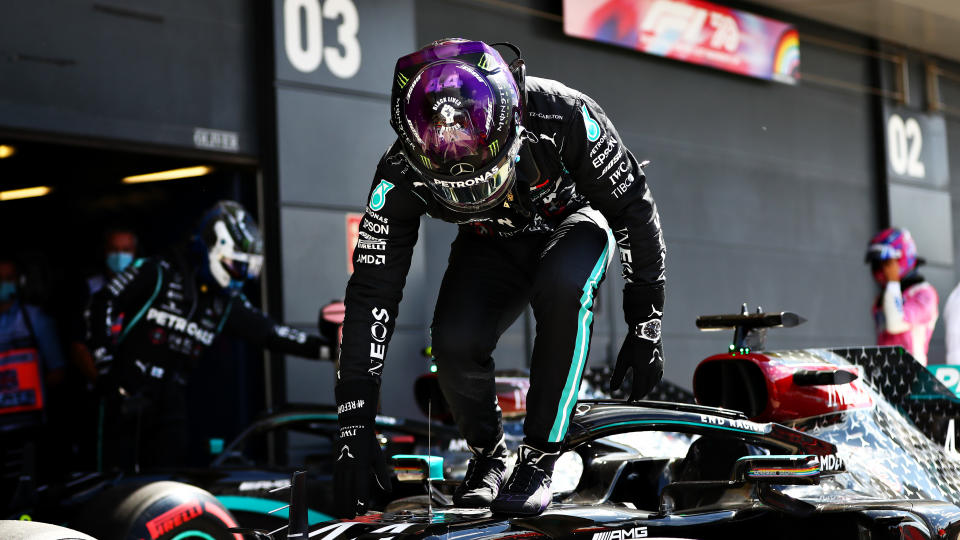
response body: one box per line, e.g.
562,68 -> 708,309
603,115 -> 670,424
592,527 -> 647,540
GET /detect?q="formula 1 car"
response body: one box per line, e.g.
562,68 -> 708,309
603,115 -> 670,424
237,306 -> 960,540
3,365 -> 611,537
1,404 -> 468,538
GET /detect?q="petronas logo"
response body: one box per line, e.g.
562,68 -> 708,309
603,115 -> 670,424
396,72 -> 409,88
419,155 -> 432,168
488,140 -> 500,155
478,54 -> 495,71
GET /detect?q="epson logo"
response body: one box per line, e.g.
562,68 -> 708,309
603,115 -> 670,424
592,527 -> 647,540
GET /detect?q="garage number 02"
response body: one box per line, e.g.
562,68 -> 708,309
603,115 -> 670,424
887,113 -> 926,179
283,0 -> 361,78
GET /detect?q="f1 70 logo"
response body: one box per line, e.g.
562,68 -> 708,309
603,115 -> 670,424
593,527 -> 647,540
641,1 -> 740,53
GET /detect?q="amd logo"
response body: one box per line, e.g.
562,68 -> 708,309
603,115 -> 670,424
592,527 -> 648,540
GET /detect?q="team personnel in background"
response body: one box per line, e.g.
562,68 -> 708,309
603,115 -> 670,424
865,228 -> 938,365
0,257 -> 66,496
68,227 -> 142,388
0,257 -> 66,423
944,282 -> 960,364
54,226 -> 142,470
91,227 -> 140,294
334,39 -> 666,518
87,201 -> 327,471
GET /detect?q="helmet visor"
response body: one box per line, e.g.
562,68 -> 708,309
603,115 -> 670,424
406,123 -> 523,212
221,250 -> 264,281
864,243 -> 902,263
402,61 -> 511,174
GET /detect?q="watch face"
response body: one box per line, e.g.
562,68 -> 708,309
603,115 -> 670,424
638,318 -> 661,342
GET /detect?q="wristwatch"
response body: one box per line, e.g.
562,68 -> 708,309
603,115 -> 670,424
633,318 -> 662,343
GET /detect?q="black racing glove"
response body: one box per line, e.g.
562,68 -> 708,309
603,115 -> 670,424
611,285 -> 664,401
334,379 -> 392,518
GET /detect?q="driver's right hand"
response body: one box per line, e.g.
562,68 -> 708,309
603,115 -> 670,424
334,379 -> 392,518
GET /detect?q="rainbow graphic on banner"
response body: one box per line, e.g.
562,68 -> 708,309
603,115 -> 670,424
773,29 -> 800,84
564,0 -> 800,85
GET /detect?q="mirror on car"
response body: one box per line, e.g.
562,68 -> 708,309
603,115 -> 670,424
732,454 -> 821,485
392,454 -> 445,483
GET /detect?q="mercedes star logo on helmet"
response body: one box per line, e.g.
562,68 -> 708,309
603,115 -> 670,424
450,162 -> 475,176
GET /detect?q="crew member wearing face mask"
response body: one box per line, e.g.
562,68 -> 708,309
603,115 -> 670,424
0,257 -> 66,504
67,228 -> 142,387
54,227 -> 142,471
0,258 -> 66,423
86,201 -> 329,471
93,228 -> 140,294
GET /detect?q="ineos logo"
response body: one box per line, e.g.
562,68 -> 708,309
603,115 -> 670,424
370,322 -> 388,342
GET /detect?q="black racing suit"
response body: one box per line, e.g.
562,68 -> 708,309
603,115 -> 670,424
87,248 -> 323,470
340,76 -> 665,450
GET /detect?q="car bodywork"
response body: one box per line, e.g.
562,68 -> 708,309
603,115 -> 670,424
4,406 -> 467,534
285,312 -> 960,540
18,309 -> 960,539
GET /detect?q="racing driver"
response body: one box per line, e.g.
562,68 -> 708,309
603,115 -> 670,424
334,39 -> 666,517
865,227 -> 939,365
87,200 -> 326,471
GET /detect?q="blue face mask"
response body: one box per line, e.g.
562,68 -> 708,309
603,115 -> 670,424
106,252 -> 134,274
0,281 -> 16,303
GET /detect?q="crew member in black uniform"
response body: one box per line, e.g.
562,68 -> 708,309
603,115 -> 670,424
87,200 -> 326,471
335,39 -> 666,517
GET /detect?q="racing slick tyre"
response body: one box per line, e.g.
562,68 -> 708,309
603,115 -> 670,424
73,481 -> 239,540
0,520 -> 97,540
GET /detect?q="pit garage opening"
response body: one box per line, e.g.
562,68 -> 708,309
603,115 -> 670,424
0,138 -> 269,479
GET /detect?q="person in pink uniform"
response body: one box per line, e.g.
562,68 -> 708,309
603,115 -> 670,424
865,228 -> 939,365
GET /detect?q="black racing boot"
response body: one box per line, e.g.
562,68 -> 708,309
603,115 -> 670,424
490,444 -> 559,516
453,439 -> 508,507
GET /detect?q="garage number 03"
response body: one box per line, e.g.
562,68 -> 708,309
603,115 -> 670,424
283,0 -> 361,78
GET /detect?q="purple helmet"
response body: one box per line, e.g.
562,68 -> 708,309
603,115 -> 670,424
865,227 -> 918,282
391,39 -> 523,212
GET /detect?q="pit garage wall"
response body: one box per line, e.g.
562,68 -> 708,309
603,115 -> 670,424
879,48 -> 957,366
271,0 -> 421,417
277,0 -> 885,417
941,63 -> 960,356
0,0 -> 259,155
